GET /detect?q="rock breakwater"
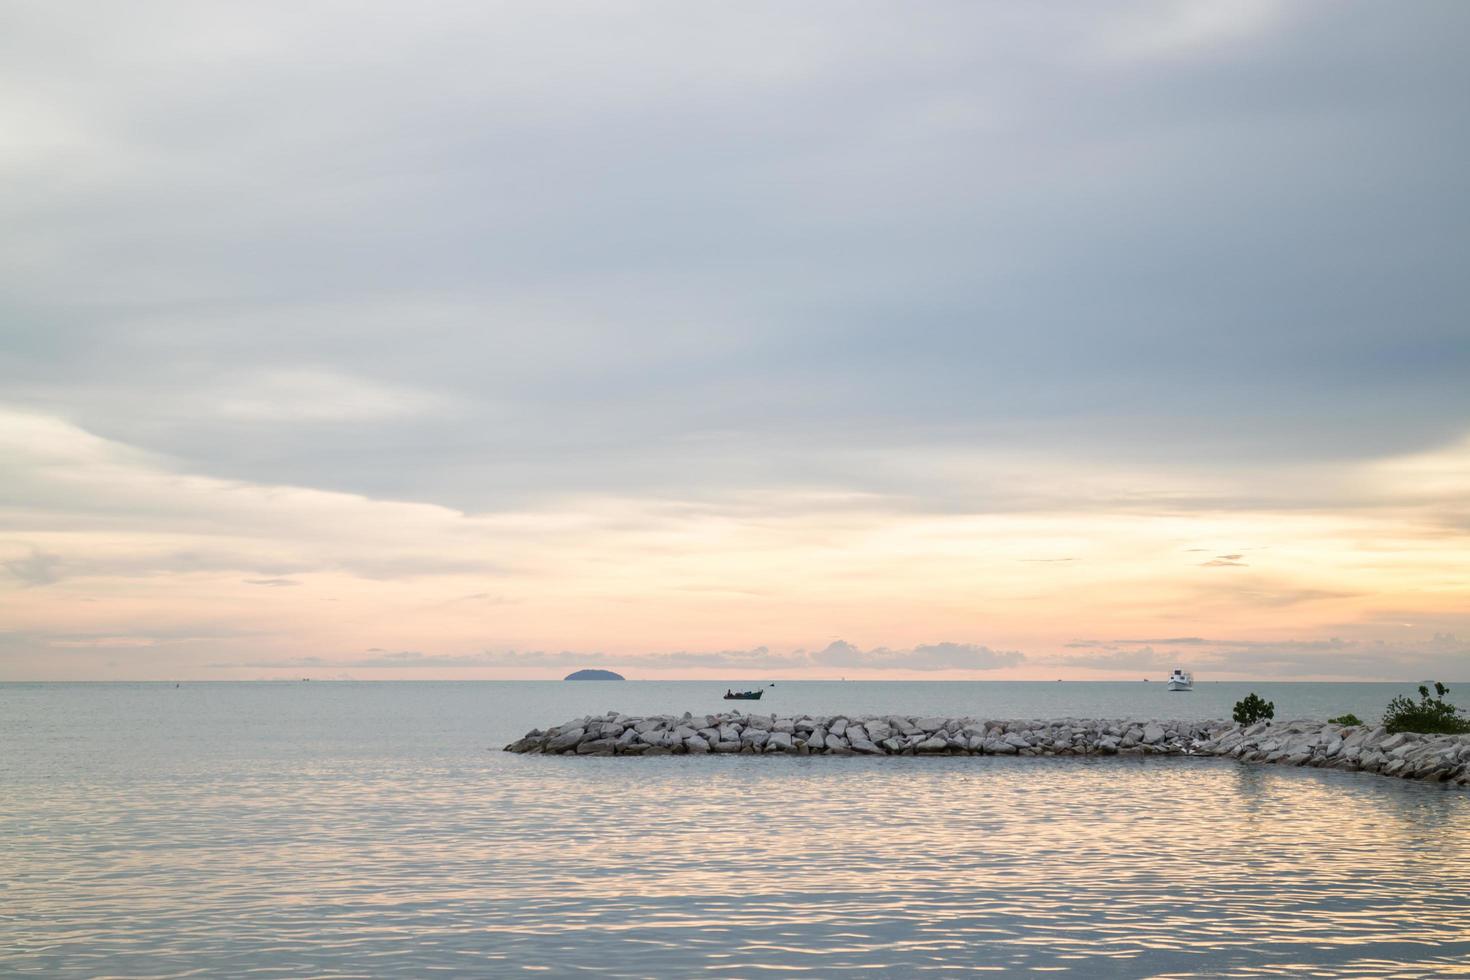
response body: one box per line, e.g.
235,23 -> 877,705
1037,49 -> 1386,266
504,712 -> 1470,786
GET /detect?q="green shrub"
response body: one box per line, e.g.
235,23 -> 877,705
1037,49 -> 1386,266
1233,693 -> 1275,726
1382,682 -> 1470,735
1327,713 -> 1363,727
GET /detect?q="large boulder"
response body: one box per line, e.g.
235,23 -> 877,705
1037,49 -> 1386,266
742,729 -> 771,748
576,738 -> 617,755
546,728 -> 586,752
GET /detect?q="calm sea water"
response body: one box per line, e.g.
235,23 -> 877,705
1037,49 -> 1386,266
4,681 -> 1469,978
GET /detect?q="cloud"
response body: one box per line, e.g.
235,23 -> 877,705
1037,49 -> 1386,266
228,634 -> 1469,680
2,2 -> 1467,518
49,635 -> 158,649
0,626 -> 269,658
215,640 -> 1022,673
3,548 -> 62,586
1094,0 -> 1289,63
810,640 -> 1024,672
2,3 -> 1469,680
1047,645 -> 1181,672
1052,633 -> 1470,680
244,577 -> 300,587
214,369 -> 452,423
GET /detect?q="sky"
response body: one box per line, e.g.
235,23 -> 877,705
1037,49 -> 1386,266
2,0 -> 1468,681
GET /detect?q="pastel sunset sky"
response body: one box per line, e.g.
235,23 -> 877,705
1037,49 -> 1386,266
3,1 -> 1467,681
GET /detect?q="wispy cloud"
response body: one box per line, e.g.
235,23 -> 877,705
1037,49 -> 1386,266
3,548 -> 62,586
213,640 -> 1023,674
810,640 -> 1024,672
1051,633 -> 1470,680
214,369 -> 452,423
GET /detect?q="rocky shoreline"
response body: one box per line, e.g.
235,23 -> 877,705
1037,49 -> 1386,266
504,712 -> 1470,787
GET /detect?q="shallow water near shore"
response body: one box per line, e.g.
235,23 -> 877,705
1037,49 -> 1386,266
5,681 -> 1470,977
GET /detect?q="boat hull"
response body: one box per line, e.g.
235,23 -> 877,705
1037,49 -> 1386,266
1167,680 -> 1192,692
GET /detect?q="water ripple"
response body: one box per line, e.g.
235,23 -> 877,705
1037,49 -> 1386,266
4,684 -> 1470,977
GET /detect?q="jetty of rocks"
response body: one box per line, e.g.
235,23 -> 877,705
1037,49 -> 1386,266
504,712 -> 1470,787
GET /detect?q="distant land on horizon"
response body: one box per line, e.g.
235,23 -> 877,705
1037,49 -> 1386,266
564,669 -> 626,681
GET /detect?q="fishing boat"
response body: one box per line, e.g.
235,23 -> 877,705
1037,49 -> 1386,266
1167,669 -> 1193,692
723,689 -> 764,700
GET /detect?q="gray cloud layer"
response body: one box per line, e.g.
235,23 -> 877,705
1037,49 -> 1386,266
3,1 -> 1467,514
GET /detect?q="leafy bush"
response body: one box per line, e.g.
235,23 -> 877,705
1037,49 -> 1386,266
1382,682 -> 1470,735
1233,693 -> 1275,726
1327,713 -> 1363,726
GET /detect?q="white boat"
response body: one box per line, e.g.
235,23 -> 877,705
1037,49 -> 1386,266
1167,668 -> 1193,692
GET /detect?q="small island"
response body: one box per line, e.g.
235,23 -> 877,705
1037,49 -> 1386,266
564,669 -> 625,681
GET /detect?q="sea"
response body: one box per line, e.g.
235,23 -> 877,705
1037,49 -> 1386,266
4,680 -> 1469,978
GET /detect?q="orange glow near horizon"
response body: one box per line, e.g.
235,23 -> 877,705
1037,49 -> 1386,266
3,411 -> 1468,682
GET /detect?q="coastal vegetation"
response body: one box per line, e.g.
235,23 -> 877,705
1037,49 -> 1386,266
1382,682 -> 1470,735
1327,713 -> 1364,726
1233,693 -> 1275,726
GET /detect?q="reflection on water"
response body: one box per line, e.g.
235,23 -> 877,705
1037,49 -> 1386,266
3,683 -> 1470,977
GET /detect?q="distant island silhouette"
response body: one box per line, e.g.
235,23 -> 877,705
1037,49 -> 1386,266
564,669 -> 625,681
